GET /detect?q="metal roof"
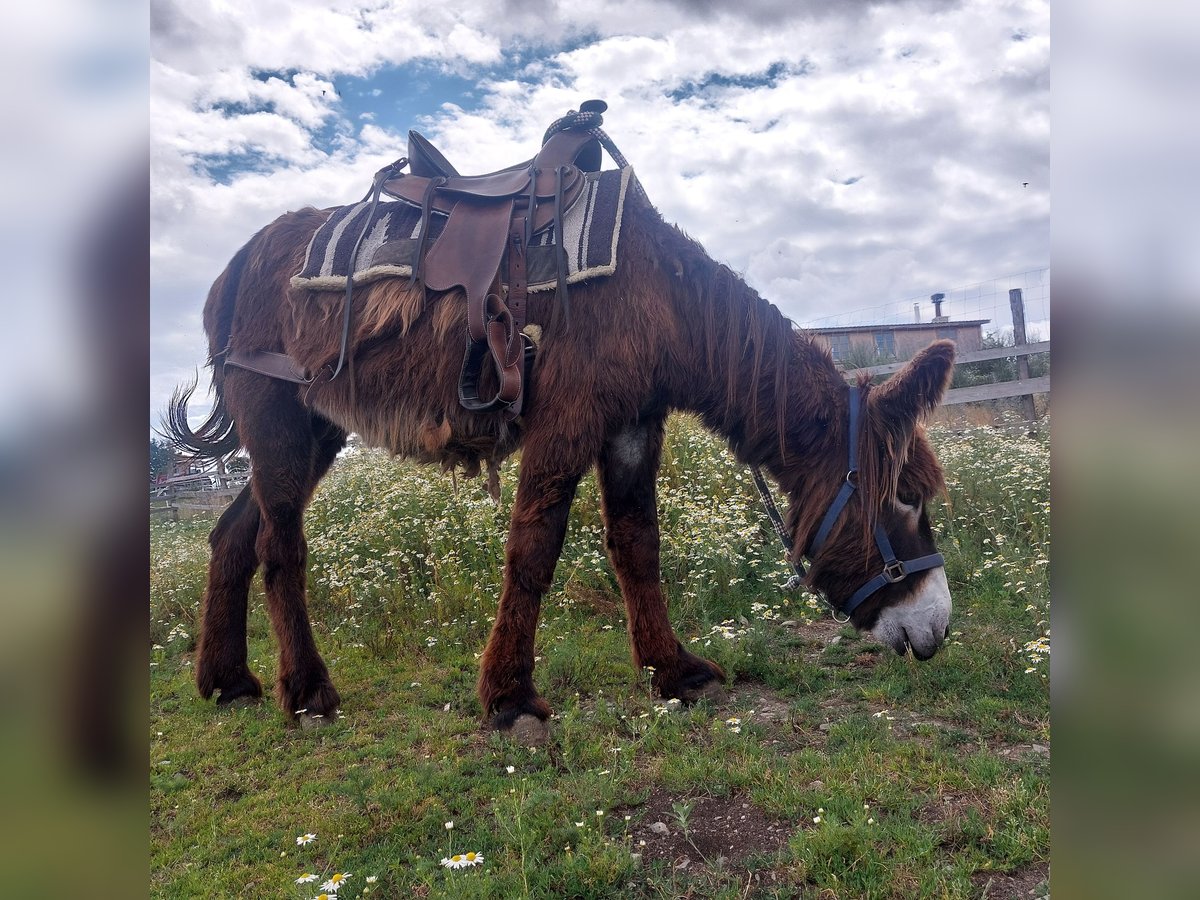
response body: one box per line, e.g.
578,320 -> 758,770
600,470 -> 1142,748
807,319 -> 990,335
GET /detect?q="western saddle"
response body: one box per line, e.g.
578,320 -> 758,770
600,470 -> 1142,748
365,100 -> 616,417
223,100 -> 622,419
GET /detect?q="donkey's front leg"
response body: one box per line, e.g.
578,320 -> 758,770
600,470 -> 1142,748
478,450 -> 583,743
598,418 -> 726,703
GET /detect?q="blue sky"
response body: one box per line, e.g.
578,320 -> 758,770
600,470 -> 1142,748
150,0 -> 1049,426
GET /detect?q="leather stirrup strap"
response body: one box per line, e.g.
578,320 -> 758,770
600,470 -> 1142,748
410,175 -> 446,289
553,165 -> 570,328
458,290 -> 522,412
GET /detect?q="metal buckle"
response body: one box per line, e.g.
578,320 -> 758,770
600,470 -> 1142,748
883,560 -> 907,583
845,470 -> 858,486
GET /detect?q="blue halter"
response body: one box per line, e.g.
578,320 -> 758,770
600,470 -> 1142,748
803,387 -> 945,617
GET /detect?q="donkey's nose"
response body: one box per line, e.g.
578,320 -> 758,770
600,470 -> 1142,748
904,624 -> 944,661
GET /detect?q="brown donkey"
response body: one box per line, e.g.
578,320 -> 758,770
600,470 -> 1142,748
167,181 -> 956,740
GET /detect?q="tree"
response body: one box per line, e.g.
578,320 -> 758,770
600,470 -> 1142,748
150,439 -> 174,481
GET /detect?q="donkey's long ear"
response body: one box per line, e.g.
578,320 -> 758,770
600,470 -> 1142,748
870,340 -> 955,440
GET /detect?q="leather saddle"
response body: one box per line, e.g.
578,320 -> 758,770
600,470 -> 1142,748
376,101 -> 608,417
223,101 -> 613,418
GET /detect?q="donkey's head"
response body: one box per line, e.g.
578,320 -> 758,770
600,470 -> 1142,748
794,341 -> 955,660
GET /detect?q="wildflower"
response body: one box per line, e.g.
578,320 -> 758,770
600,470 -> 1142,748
296,873 -> 317,884
441,852 -> 483,868
321,873 -> 351,891
813,816 -> 822,823
312,894 -> 334,900
444,821 -> 454,830
506,766 -> 515,774
296,833 -> 317,846
868,817 -> 876,825
366,876 -> 377,883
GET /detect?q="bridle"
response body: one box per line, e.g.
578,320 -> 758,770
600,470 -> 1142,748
752,385 -> 945,620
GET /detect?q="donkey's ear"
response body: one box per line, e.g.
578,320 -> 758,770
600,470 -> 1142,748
870,340 -> 955,435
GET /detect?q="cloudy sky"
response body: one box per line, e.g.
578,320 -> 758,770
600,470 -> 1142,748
150,0 -> 1049,425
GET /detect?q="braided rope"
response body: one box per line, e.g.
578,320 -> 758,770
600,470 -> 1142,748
542,107 -> 630,169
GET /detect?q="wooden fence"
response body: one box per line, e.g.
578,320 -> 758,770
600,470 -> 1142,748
852,289 -> 1049,414
150,476 -> 244,521
854,339 -> 1050,406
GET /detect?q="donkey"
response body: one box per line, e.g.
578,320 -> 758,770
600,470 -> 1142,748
167,180 -> 955,742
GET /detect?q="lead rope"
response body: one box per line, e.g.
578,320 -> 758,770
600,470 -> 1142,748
541,101 -> 631,169
749,465 -> 849,623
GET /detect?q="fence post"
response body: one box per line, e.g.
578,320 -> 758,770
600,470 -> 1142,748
1008,288 -> 1038,422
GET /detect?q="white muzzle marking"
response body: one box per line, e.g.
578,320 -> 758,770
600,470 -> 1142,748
867,566 -> 952,659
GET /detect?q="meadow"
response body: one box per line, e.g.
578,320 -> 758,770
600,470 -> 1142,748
150,415 -> 1049,899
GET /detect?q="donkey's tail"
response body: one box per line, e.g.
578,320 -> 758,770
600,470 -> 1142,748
160,233 -> 256,460
163,377 -> 240,460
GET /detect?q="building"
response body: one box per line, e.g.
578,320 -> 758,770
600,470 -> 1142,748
808,294 -> 989,366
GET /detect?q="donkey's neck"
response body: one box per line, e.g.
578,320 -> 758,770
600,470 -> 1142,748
664,239 -> 845,487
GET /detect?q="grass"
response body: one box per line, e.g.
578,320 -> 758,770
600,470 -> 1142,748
150,415 -> 1050,899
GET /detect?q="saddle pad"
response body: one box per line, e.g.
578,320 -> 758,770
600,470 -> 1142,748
291,166 -> 635,294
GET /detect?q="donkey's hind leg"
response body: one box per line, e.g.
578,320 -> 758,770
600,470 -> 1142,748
195,483 -> 264,705
597,417 -> 725,703
194,417 -> 346,710
232,377 -> 347,722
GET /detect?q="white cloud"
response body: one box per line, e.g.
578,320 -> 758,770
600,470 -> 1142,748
150,0 -> 1049,424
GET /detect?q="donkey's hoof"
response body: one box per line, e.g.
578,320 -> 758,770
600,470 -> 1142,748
299,712 -> 336,731
506,714 -> 550,747
681,679 -> 728,706
218,693 -> 262,710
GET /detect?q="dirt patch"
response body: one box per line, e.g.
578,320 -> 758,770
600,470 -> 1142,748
971,863 -> 1049,899
783,617 -> 847,664
730,683 -> 794,725
916,789 -> 986,827
619,788 -> 794,873
993,741 -> 1051,761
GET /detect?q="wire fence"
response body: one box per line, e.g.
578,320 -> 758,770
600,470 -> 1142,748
800,267 -> 1051,341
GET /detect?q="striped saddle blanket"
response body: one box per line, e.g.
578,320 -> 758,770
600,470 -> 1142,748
292,166 -> 634,294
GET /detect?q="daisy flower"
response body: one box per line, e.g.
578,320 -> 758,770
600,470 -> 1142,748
296,833 -> 317,846
441,852 -> 483,869
295,873 -> 317,884
321,873 -> 351,891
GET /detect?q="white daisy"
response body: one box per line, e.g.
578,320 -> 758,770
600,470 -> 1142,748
295,873 -> 317,884
296,833 -> 317,846
321,872 -> 351,891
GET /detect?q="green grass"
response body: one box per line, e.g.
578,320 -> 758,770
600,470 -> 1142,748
150,415 -> 1049,899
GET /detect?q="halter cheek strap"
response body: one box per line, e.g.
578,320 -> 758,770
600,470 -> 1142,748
812,388 -> 944,616
751,386 -> 945,619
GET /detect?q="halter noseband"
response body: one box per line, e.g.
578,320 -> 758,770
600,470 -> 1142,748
752,386 -> 945,619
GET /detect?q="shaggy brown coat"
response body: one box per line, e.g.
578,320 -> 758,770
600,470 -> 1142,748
168,185 -> 953,732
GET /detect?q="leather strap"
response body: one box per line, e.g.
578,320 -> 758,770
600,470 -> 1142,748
553,166 -> 571,327
223,348 -> 312,384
